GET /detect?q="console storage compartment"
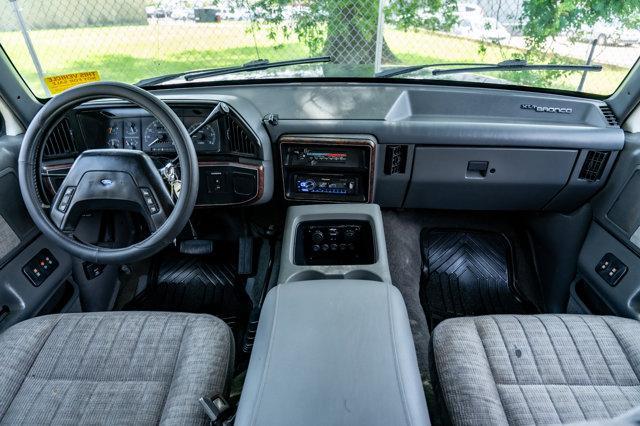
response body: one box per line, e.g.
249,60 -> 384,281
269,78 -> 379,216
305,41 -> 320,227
279,204 -> 391,283
235,280 -> 430,426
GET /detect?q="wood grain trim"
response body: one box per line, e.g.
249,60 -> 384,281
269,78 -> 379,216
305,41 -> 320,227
40,161 -> 264,207
278,135 -> 376,203
196,161 -> 264,207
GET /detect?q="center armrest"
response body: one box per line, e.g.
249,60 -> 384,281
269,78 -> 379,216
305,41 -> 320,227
235,280 -> 430,426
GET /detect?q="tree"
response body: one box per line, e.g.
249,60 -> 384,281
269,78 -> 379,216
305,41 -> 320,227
244,0 -> 640,74
520,0 -> 640,46
246,0 -> 458,72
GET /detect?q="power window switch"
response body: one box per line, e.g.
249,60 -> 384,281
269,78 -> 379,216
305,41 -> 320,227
596,253 -> 627,287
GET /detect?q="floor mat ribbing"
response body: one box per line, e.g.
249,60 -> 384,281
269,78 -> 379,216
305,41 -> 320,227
420,229 -> 532,328
125,255 -> 249,328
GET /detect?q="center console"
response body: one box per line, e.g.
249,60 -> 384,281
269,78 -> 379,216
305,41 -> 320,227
235,203 -> 428,425
278,203 -> 391,283
235,280 -> 430,426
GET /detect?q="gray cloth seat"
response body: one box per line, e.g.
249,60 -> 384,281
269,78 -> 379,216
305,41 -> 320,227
0,311 -> 233,425
432,314 -> 640,426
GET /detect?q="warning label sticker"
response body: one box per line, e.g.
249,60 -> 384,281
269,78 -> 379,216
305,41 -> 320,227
44,71 -> 100,95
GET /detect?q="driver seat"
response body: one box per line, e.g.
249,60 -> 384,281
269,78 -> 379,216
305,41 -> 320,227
0,311 -> 233,425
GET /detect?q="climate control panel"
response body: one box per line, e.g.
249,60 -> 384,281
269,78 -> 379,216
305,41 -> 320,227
295,220 -> 374,265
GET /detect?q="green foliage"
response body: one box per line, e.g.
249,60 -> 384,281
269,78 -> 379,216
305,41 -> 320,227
385,0 -> 458,31
521,0 -> 640,45
247,0 -> 640,77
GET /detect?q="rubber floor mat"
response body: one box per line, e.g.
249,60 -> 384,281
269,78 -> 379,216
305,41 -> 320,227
125,255 -> 250,328
420,229 -> 531,328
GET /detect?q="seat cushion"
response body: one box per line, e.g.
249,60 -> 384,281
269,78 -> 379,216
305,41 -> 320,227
0,311 -> 233,425
432,315 -> 640,426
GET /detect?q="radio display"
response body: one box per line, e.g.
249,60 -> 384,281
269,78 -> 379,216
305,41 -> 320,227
305,150 -> 348,163
294,175 -> 358,195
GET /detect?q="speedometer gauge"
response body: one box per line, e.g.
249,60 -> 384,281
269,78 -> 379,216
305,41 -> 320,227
188,123 -> 219,151
143,119 -> 171,150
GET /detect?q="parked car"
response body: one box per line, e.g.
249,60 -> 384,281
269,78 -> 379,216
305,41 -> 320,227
170,7 -> 194,21
145,5 -> 167,19
579,20 -> 640,46
452,16 -> 511,41
194,7 -> 222,23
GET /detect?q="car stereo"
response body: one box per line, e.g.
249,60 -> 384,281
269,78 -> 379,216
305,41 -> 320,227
293,174 -> 359,195
280,136 -> 375,203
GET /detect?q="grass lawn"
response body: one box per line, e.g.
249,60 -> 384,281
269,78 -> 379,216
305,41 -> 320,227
0,21 -> 627,97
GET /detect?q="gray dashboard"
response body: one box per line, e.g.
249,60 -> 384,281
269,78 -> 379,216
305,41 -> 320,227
150,82 -> 623,211
20,81 -> 632,214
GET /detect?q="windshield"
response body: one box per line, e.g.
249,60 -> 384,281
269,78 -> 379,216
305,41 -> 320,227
1,0 -> 638,97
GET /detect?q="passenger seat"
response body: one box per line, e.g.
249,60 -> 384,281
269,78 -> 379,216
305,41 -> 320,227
432,314 -> 640,425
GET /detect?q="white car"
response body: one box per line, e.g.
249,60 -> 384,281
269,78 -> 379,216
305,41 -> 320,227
453,16 -> 511,42
579,20 -> 640,46
170,8 -> 194,21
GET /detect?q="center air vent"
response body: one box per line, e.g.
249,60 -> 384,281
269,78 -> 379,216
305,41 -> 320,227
384,145 -> 408,174
599,105 -> 619,127
579,150 -> 610,182
227,116 -> 258,157
43,118 -> 77,159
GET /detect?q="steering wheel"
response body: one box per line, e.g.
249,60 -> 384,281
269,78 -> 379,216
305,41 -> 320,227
18,82 -> 199,264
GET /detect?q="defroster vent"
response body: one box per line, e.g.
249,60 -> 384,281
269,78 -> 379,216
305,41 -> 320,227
599,105 -> 619,127
43,118 -> 77,159
227,116 -> 258,157
579,150 -> 610,182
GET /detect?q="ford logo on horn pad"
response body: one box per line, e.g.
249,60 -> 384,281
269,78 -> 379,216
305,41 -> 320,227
100,179 -> 113,186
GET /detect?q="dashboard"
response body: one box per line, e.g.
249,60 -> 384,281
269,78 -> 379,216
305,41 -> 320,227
40,101 -> 270,208
37,82 -> 626,213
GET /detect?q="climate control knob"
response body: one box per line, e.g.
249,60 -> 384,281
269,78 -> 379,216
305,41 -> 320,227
311,230 -> 324,244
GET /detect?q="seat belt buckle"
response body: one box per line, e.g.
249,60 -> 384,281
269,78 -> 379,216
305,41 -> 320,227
199,395 -> 231,426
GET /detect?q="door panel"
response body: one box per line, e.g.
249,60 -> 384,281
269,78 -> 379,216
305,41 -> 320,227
0,135 -> 78,331
576,132 -> 640,318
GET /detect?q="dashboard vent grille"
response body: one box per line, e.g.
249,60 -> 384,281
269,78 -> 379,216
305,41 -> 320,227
43,118 -> 77,159
227,116 -> 258,157
599,105 -> 619,127
579,150 -> 610,182
384,145 -> 408,175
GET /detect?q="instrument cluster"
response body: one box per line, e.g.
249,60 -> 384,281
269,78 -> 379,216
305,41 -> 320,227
104,112 -> 221,154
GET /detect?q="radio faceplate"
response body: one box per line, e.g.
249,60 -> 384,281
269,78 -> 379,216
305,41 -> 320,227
293,174 -> 359,196
279,136 -> 375,203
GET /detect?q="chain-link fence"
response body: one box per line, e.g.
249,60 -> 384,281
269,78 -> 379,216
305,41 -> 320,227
0,0 -> 637,97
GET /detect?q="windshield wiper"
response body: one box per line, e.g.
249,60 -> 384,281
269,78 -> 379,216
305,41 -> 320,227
137,56 -> 332,87
375,59 -> 602,78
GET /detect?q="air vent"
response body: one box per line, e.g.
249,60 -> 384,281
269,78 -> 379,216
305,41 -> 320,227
599,105 -> 619,127
384,145 -> 408,174
43,118 -> 77,159
579,150 -> 610,182
227,116 -> 258,157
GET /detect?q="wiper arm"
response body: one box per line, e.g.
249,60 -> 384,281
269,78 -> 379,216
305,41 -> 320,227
376,59 -> 602,78
432,59 -> 602,75
376,62 -> 488,78
137,56 -> 332,87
